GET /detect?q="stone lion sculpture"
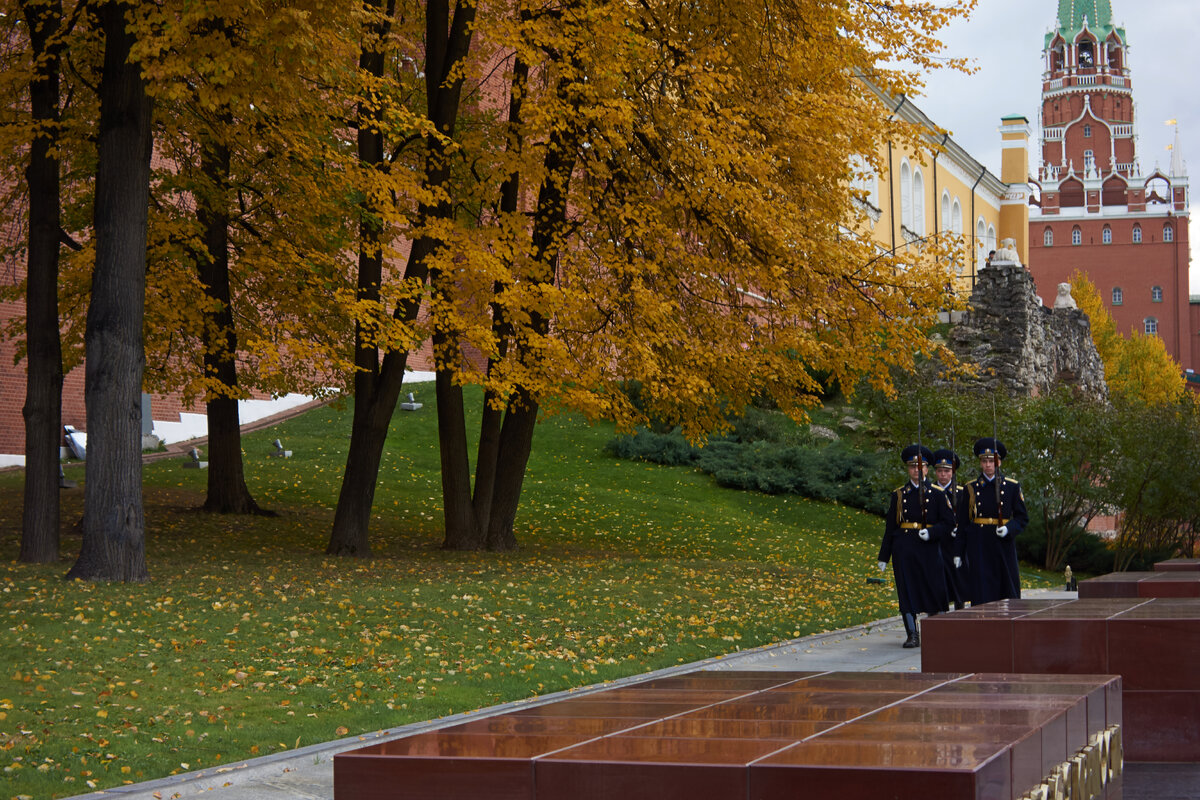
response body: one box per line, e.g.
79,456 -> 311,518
992,237 -> 1021,266
1053,282 -> 1077,309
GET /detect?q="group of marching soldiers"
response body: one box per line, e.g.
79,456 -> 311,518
877,438 -> 1028,648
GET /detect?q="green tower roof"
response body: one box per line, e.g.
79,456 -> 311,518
1045,0 -> 1126,48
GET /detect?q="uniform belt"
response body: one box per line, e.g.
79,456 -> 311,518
973,517 -> 1009,525
899,523 -> 923,530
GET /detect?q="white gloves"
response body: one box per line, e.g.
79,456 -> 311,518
918,528 -> 930,541
997,525 -> 1009,538
878,561 -> 887,573
953,556 -> 962,568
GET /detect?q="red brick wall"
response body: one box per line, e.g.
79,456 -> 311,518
1028,211 -> 1194,372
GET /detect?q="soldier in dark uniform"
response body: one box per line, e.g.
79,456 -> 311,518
956,437 -> 1029,604
932,448 -> 969,611
877,444 -> 954,648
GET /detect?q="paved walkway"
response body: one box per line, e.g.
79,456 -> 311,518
65,588 -> 1195,800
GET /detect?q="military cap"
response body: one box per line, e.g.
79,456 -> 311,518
901,444 -> 934,465
973,437 -> 1007,460
931,448 -> 960,470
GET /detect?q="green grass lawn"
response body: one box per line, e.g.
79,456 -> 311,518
0,389 -> 1055,798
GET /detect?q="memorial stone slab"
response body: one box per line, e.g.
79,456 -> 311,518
1078,571 -> 1200,598
334,670 -> 1121,800
923,596 -> 1198,762
1153,558 -> 1200,572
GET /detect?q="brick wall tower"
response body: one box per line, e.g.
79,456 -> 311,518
1027,0 -> 1193,371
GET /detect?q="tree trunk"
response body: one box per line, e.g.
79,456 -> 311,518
327,0 -> 475,555
471,392 -> 503,532
328,349 -> 409,555
473,108 -> 577,551
437,371 -> 482,549
66,0 -> 152,582
197,127 -> 264,515
18,0 -> 66,564
326,0 -> 391,557
485,392 -> 539,550
468,51 -> 525,537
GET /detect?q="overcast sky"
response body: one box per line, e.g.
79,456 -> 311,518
912,0 -> 1199,284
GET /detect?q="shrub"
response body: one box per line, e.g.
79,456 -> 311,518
604,428 -> 698,466
606,429 -> 891,515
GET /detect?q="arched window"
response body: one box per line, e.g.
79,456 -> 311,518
951,199 -> 962,236
941,191 -> 951,232
849,154 -> 879,210
1152,286 -> 1164,302
1133,224 -> 1142,243
977,218 -> 987,264
1044,228 -> 1054,246
1078,40 -> 1095,68
900,161 -> 913,231
1102,226 -> 1112,244
1112,287 -> 1123,305
986,225 -> 996,251
912,169 -> 925,237
1072,226 -> 1082,245
1164,224 -> 1174,243
1145,317 -> 1159,335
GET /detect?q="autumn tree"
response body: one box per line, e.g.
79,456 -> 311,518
1109,397 -> 1200,569
0,0 -> 73,562
1009,390 -> 1116,570
140,0 -> 359,515
327,0 -> 478,556
337,0 -> 961,552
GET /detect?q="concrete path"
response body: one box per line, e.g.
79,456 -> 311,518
63,588 -> 1191,800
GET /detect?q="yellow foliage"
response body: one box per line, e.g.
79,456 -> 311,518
415,0 -> 977,438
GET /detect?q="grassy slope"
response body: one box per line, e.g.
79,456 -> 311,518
0,391 -> 1053,797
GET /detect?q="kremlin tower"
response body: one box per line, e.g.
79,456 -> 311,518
1026,0 -> 1193,371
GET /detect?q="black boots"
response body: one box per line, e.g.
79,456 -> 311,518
902,613 -> 920,648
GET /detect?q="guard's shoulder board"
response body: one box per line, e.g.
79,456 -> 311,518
1004,476 -> 1019,484
930,483 -> 946,492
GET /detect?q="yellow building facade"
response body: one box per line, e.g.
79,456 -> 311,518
853,89 -> 1025,298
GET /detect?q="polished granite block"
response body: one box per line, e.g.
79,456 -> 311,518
334,752 -> 535,800
1154,558 -> 1200,572
1079,571 -> 1200,598
1121,691 -> 1200,762
1136,573 -> 1200,597
1012,612 -> 1110,674
535,754 -> 753,800
1078,572 -> 1154,598
506,699 -> 712,718
437,714 -> 654,737
920,600 -> 1074,674
919,613 -> 1017,673
750,740 -> 1012,800
335,671 -> 1118,800
923,596 -> 1200,761
619,716 -> 836,741
1108,600 -> 1200,691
